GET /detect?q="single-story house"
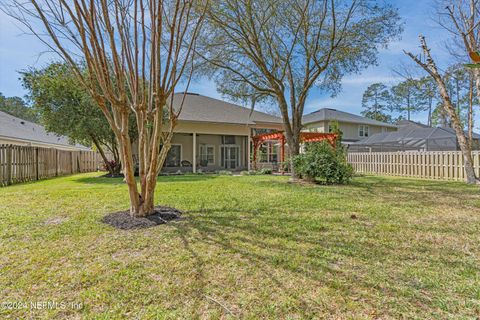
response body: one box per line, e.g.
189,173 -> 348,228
157,93 -> 283,172
0,111 -> 90,151
350,120 -> 480,152
302,108 -> 397,143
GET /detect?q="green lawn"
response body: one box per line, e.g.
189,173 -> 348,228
1,173 -> 480,319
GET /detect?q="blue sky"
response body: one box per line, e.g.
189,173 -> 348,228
0,0 -> 454,124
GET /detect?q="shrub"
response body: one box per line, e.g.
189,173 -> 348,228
217,170 -> 233,175
259,168 -> 272,175
293,141 -> 353,184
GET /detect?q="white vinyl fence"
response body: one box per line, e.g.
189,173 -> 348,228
348,151 -> 480,181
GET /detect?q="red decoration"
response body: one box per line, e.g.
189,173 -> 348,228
251,131 -> 338,172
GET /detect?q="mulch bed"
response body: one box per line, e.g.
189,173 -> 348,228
102,206 -> 182,230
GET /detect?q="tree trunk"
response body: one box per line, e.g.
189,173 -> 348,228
405,38 -> 479,184
435,77 -> 478,184
428,97 -> 433,127
468,74 -> 474,149
91,135 -> 114,176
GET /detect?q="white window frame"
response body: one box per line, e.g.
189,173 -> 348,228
358,125 -> 369,138
199,144 -> 215,165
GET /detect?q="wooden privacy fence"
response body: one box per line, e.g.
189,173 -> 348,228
0,145 -> 100,187
348,151 -> 480,181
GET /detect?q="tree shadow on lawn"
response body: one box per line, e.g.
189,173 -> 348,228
170,208 -> 419,316
75,174 -> 219,185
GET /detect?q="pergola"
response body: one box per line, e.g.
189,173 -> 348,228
251,131 -> 338,168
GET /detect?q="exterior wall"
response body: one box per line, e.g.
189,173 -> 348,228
162,133 -> 249,172
158,120 -> 282,172
0,136 -> 89,151
174,121 -> 250,136
304,121 -> 396,142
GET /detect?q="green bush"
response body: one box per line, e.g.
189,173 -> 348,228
293,141 -> 353,184
217,170 -> 233,176
259,168 -> 272,175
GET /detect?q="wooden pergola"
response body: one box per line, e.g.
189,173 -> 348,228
251,131 -> 338,169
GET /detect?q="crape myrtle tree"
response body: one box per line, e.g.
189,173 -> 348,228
21,63 -> 134,176
5,0 -> 206,216
361,83 -> 392,123
198,0 -> 402,179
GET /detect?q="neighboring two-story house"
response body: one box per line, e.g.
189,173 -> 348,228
302,108 -> 397,144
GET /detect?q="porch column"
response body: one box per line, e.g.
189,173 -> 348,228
247,129 -> 251,171
192,132 -> 197,173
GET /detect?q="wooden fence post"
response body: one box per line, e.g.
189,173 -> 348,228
55,149 -> 58,176
6,145 -> 12,186
35,147 -> 39,181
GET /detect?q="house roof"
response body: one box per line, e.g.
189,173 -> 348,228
171,93 -> 283,125
0,111 -> 90,150
303,108 -> 397,128
354,121 -> 480,146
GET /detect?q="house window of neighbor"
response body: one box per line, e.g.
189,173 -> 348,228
165,145 -> 181,167
359,125 -> 369,137
199,145 -> 215,165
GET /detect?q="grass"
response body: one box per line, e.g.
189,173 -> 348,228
1,173 -> 480,319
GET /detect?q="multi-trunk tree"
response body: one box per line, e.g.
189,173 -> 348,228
6,0 -> 206,216
199,0 -> 401,179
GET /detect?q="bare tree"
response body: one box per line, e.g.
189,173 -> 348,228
198,0 -> 401,179
405,36 -> 479,184
4,0 -> 206,216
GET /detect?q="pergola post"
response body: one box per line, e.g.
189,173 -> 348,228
280,136 -> 285,174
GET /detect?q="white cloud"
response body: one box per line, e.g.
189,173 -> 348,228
341,75 -> 403,85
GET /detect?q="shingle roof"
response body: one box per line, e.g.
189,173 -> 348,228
171,93 -> 283,125
0,111 -> 90,150
303,108 -> 397,128
354,124 -> 480,146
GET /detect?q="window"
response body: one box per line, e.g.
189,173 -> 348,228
259,143 -> 278,163
199,145 -> 215,166
222,135 -> 236,144
359,125 -> 369,137
165,145 -> 182,167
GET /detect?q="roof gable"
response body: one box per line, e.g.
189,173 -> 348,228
303,108 -> 397,128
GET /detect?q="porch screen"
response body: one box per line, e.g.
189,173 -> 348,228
165,145 -> 181,167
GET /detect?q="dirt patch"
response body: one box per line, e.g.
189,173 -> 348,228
44,216 -> 68,225
102,206 -> 182,230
